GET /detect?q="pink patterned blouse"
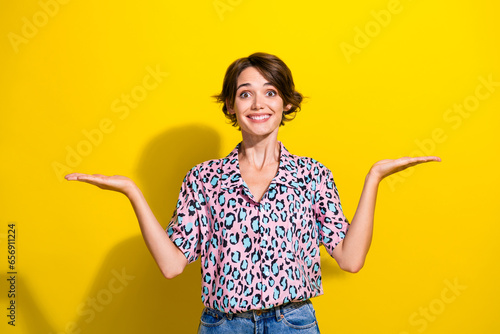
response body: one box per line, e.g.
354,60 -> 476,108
167,141 -> 350,314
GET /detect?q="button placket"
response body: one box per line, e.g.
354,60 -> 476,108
260,198 -> 272,308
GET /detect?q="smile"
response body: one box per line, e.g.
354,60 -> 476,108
247,114 -> 270,120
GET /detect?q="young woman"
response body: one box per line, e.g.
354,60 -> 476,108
65,52 -> 440,333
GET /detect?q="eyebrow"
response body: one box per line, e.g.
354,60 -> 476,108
236,82 -> 273,91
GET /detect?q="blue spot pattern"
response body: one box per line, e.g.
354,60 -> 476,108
166,141 -> 350,313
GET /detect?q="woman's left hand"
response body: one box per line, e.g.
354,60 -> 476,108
369,156 -> 441,182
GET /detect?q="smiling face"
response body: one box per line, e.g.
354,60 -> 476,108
227,66 -> 291,140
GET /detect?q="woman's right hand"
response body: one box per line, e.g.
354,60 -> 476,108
65,173 -> 137,196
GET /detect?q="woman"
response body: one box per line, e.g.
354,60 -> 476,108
65,52 -> 440,333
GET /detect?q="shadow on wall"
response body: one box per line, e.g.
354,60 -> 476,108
72,125 -> 222,333
12,125 -> 221,334
16,126 -> 346,333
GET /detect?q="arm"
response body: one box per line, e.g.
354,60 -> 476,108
65,173 -> 188,279
126,183 -> 188,279
331,156 -> 441,273
332,173 -> 378,273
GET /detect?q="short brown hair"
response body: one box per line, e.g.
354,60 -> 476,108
213,52 -> 303,129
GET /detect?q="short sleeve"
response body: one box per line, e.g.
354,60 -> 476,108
166,167 -> 205,264
314,167 -> 350,257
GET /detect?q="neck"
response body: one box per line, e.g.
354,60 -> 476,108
239,133 -> 280,170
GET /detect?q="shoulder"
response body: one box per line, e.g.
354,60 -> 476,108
284,149 -> 336,192
287,150 -> 331,176
181,156 -> 228,185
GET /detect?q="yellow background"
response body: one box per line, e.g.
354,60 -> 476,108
1,0 -> 499,333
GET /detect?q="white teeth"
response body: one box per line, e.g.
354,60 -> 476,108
249,115 -> 270,120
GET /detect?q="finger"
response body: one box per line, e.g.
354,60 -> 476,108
420,156 -> 440,161
398,156 -> 441,165
77,177 -> 114,190
77,174 -> 106,183
65,173 -> 91,181
410,156 -> 442,164
399,161 -> 428,172
66,173 -> 107,186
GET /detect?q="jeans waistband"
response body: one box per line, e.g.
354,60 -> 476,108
205,299 -> 311,321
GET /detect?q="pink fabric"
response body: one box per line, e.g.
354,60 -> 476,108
167,141 -> 349,313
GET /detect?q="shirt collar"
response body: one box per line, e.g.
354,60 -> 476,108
220,141 -> 299,191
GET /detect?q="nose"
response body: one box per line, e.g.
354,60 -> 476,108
252,93 -> 264,110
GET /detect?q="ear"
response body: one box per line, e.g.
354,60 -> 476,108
226,98 -> 235,114
284,103 -> 292,112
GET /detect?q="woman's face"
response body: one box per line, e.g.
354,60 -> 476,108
227,66 -> 291,140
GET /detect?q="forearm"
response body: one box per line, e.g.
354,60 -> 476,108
126,184 -> 187,279
337,172 -> 380,272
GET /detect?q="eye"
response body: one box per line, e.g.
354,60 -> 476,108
266,90 -> 277,97
239,91 -> 250,98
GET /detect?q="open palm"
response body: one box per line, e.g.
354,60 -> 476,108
64,173 -> 135,195
370,156 -> 441,181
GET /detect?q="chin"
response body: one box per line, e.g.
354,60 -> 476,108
242,128 -> 279,138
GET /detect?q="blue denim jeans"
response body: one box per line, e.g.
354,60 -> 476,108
197,299 -> 321,333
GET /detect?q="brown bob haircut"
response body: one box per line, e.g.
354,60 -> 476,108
213,52 -> 303,129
